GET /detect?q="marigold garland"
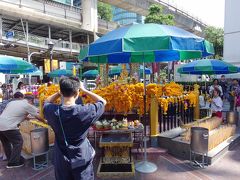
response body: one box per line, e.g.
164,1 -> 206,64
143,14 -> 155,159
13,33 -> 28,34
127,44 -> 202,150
37,82 -> 198,116
38,84 -> 60,117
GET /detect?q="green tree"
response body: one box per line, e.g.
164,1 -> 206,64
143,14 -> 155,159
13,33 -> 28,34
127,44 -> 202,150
204,26 -> 224,58
145,4 -> 175,25
97,2 -> 113,22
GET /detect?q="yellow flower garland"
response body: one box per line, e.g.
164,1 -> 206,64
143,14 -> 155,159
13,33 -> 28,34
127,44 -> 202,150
37,82 -> 198,116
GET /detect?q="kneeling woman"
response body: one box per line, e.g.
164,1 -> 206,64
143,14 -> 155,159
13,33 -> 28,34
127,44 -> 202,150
211,87 -> 223,118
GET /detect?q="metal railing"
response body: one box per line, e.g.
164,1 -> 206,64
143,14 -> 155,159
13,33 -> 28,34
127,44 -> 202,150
2,30 -> 81,52
156,0 -> 208,27
0,0 -> 82,22
98,18 -> 119,32
158,101 -> 194,133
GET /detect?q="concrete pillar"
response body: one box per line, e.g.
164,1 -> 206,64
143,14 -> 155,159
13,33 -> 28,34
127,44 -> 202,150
25,20 -> 30,59
25,21 -> 28,35
0,15 -> 2,40
87,34 -> 89,44
26,21 -> 32,85
69,30 -> 72,54
48,25 -> 53,72
81,0 -> 98,32
48,25 -> 51,40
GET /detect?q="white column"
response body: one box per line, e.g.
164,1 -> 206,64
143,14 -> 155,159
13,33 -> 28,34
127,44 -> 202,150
26,21 -> 32,85
0,15 -> 2,41
87,34 -> 89,44
69,30 -> 72,54
26,21 -> 28,41
81,0 -> 98,32
26,21 -> 30,62
48,25 -> 51,40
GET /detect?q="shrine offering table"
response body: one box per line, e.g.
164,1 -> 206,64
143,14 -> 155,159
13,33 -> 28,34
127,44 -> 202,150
92,128 -> 144,150
97,132 -> 135,178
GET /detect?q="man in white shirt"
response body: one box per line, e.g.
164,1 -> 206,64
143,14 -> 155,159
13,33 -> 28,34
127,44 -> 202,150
0,92 -> 45,168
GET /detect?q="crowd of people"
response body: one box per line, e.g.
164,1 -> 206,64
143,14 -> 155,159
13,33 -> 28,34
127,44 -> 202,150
1,75 -> 240,179
0,77 -> 106,180
200,75 -> 240,119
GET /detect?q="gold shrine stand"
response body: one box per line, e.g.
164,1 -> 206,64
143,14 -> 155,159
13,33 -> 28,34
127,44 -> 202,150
97,132 -> 135,178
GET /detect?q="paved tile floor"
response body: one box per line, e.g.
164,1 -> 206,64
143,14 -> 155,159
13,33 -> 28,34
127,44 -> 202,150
0,100 -> 237,180
0,142 -> 240,180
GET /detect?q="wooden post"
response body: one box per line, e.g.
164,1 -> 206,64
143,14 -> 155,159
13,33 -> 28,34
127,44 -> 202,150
194,84 -> 200,120
150,96 -> 159,136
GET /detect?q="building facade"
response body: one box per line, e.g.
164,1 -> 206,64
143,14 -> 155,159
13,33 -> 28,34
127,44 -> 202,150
224,0 -> 240,66
112,6 -> 144,25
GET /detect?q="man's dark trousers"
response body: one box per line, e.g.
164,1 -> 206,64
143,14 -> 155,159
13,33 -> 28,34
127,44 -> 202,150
0,129 -> 23,164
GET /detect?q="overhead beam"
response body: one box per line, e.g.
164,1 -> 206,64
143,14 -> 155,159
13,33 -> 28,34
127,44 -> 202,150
71,32 -> 86,38
8,20 -> 21,31
52,29 -> 68,37
62,32 -> 86,41
29,24 -> 46,33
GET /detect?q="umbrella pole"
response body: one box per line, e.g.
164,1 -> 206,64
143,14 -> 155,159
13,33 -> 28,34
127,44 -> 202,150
135,60 -> 157,174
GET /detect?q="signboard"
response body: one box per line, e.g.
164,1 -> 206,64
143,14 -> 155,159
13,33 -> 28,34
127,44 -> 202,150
60,62 -> 66,70
52,60 -> 58,71
6,31 -> 14,39
44,59 -> 50,73
44,59 -> 59,73
72,66 -> 76,76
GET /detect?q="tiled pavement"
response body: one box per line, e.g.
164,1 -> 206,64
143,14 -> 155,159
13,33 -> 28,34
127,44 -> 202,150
0,100 -> 238,180
0,142 -> 240,180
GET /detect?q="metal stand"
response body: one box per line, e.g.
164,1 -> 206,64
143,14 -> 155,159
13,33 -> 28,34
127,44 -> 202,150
190,150 -> 208,168
32,151 -> 49,170
135,136 -> 157,173
135,61 -> 157,173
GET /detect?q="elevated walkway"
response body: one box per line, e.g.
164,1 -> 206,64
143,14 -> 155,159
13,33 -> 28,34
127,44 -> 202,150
0,0 -> 82,31
102,0 -> 207,35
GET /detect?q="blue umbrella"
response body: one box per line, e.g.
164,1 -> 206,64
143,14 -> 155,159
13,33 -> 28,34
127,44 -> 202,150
79,24 -> 214,173
178,59 -> 238,75
0,55 -> 36,73
79,24 -> 214,63
82,69 -> 99,78
238,67 -> 240,72
29,69 -> 43,76
139,65 -> 152,74
108,65 -> 130,76
48,69 -> 73,77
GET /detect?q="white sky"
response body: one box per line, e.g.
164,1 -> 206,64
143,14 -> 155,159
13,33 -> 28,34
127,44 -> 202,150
162,0 -> 225,28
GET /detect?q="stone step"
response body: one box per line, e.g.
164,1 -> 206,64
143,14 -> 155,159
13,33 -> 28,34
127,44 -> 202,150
158,127 -> 185,149
132,147 -> 168,154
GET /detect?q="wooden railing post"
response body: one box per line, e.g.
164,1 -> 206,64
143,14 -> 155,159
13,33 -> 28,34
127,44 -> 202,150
150,96 -> 159,136
194,84 -> 200,120
150,96 -> 159,147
